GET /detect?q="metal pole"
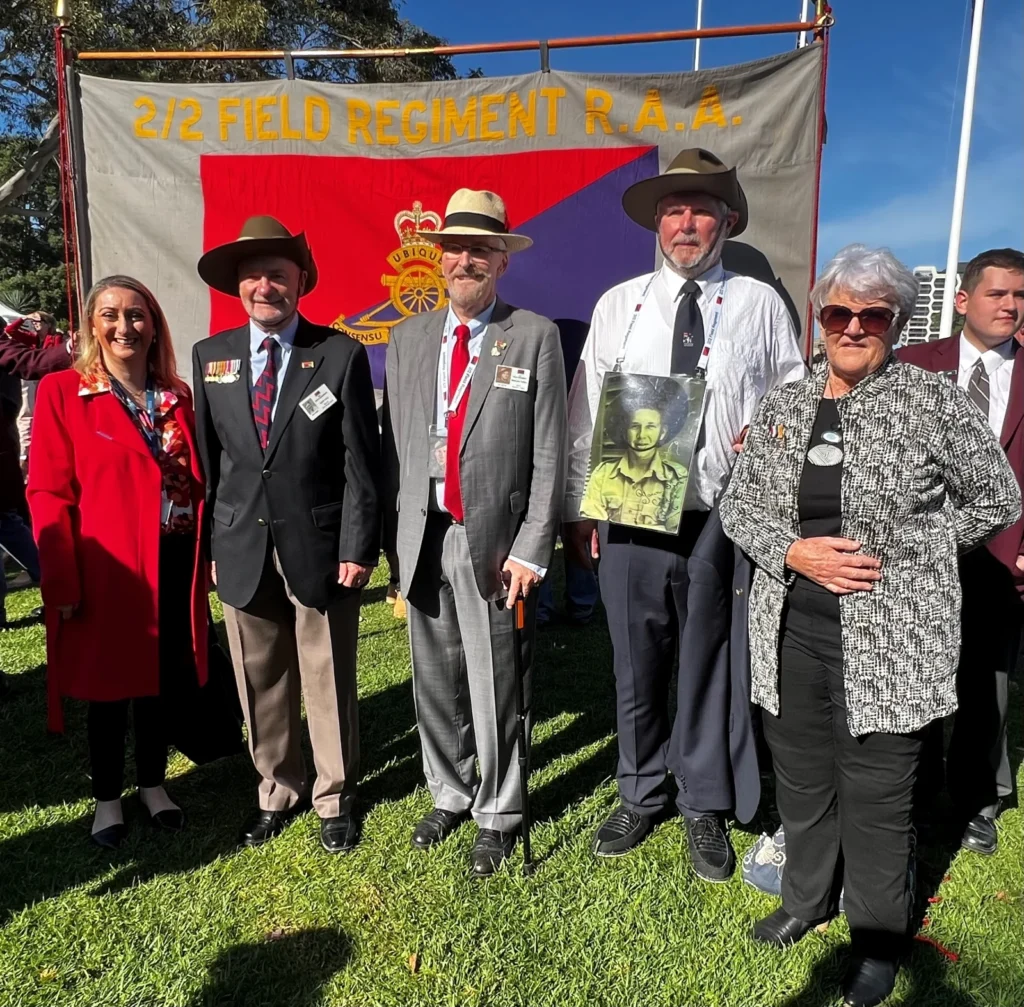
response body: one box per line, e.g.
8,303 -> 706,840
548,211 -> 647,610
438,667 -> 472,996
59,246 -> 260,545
798,1 -> 811,47
938,0 -> 984,341
694,0 -> 704,71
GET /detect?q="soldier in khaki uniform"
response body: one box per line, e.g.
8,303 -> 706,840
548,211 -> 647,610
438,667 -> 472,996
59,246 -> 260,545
582,389 -> 687,532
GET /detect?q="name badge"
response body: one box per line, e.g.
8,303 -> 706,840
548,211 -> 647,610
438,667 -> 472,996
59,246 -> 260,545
299,384 -> 337,420
494,365 -> 531,392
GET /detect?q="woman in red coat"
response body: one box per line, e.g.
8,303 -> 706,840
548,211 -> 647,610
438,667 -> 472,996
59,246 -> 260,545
28,275 -> 208,849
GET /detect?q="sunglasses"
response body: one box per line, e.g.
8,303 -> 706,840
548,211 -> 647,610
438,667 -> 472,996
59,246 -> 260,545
819,304 -> 896,335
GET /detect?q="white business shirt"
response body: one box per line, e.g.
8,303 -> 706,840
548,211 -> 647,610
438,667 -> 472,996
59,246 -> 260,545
565,259 -> 806,518
432,300 -> 544,578
249,315 -> 299,421
957,332 -> 1014,438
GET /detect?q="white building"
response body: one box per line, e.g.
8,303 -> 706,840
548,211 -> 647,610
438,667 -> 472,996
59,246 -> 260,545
900,263 -> 968,345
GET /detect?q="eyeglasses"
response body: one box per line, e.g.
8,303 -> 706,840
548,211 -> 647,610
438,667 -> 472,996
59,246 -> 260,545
819,304 -> 896,335
439,242 -> 503,260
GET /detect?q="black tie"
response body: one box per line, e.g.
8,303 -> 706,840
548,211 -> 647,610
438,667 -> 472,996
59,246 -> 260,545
672,280 -> 704,375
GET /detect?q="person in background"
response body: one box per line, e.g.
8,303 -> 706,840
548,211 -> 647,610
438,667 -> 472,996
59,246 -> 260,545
720,245 -> 1019,1007
28,276 -> 208,849
898,247 -> 1024,856
4,311 -> 59,475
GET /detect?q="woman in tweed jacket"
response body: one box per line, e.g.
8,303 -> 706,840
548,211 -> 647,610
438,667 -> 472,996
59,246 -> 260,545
719,245 -> 1019,1007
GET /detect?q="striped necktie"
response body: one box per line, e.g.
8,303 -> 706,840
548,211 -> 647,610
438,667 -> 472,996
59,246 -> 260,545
966,357 -> 990,420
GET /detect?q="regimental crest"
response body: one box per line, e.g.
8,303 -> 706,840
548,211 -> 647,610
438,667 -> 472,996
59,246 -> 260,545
331,200 -> 449,346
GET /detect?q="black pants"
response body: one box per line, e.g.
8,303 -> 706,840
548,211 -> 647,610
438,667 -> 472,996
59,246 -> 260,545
597,513 -> 709,817
763,592 -> 923,959
87,534 -> 195,802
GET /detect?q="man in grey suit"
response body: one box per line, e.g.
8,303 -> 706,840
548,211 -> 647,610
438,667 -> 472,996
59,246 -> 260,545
384,188 -> 566,876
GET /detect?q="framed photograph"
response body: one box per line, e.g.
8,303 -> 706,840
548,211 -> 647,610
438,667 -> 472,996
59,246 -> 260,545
580,372 -> 707,535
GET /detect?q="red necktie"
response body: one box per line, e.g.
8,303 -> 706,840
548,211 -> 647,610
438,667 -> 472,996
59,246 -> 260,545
252,336 -> 277,451
443,324 -> 471,521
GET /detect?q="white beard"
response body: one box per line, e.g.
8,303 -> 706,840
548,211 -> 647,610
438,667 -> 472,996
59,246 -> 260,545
662,220 -> 730,280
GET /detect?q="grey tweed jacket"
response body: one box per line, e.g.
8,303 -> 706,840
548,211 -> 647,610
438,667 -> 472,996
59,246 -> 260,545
719,355 -> 1021,736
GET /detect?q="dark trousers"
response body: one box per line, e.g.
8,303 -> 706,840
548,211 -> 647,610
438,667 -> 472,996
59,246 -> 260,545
87,534 -> 195,802
597,513 -> 708,817
763,595 -> 923,959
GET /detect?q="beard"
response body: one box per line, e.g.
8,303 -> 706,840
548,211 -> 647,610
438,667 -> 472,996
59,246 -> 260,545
661,219 -> 730,279
447,269 -> 493,312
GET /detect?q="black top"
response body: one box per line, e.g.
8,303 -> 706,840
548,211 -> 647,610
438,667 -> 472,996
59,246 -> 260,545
789,397 -> 843,616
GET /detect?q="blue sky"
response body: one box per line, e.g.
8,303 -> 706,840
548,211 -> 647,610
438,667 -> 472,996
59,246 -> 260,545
404,0 -> 1024,270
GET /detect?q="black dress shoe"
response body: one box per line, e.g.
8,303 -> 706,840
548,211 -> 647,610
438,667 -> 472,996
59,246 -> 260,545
470,829 -> 517,877
321,813 -> 358,854
239,800 -> 309,847
411,807 -> 468,849
751,907 -> 827,947
90,823 -> 127,850
592,805 -> 654,857
843,956 -> 898,1007
148,808 -> 186,833
960,813 -> 998,855
685,815 -> 736,882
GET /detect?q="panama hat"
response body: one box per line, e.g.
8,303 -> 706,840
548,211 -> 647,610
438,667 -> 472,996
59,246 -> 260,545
621,148 -> 748,237
415,189 -> 533,253
197,216 -> 318,296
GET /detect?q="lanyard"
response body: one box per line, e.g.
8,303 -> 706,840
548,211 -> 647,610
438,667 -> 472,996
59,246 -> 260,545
440,319 -> 480,419
145,387 -> 156,429
614,273 -> 728,376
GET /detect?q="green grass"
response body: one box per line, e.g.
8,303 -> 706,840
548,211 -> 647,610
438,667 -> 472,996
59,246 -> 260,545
0,567 -> 1021,1007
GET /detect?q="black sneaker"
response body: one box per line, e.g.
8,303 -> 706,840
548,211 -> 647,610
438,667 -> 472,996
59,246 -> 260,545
592,804 -> 655,857
685,815 -> 736,882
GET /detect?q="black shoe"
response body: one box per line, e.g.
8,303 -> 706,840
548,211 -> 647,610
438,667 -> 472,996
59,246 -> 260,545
411,807 -> 468,849
239,799 -> 310,847
960,813 -> 998,856
90,823 -> 127,850
320,813 -> 358,854
843,956 -> 898,1007
148,808 -> 186,833
470,828 -> 517,877
685,815 -> 736,882
592,805 -> 655,857
752,907 -> 827,947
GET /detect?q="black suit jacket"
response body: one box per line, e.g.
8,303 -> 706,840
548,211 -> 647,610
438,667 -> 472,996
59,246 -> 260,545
193,315 -> 381,610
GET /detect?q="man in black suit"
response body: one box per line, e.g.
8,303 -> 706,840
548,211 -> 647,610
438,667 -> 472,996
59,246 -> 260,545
193,216 -> 380,853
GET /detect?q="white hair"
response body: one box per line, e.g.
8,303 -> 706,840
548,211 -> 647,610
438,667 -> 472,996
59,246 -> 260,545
811,244 -> 919,323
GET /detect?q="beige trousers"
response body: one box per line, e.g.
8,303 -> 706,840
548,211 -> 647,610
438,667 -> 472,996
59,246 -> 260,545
223,548 -> 360,818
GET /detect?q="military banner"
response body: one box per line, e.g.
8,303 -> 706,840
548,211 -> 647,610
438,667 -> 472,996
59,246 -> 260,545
75,46 -> 823,386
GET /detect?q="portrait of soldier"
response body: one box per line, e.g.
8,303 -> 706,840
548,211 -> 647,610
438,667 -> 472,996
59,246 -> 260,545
581,377 -> 690,533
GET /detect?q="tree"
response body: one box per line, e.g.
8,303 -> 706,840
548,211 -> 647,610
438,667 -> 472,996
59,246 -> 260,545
0,0 -> 467,318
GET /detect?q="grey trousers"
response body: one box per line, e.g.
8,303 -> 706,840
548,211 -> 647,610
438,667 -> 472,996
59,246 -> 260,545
223,547 -> 361,819
406,514 -> 535,833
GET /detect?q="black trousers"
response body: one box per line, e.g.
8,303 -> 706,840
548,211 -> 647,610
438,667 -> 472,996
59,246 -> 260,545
87,534 -> 195,802
763,592 -> 923,959
597,513 -> 709,817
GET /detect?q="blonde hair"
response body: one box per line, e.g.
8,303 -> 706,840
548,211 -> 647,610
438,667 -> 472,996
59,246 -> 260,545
77,275 -> 189,395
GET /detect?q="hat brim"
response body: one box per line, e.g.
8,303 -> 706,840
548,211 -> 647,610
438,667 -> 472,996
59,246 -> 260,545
414,226 -> 533,254
197,235 -> 318,296
621,172 -> 748,237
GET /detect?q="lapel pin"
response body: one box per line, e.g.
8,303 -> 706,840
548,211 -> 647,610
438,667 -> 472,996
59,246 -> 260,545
301,360 -> 315,369
491,339 -> 507,357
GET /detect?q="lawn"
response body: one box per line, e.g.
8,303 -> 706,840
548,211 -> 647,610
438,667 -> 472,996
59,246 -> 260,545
0,565 -> 1021,1007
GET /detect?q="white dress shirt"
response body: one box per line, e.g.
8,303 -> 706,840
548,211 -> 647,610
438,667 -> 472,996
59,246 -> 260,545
249,315 -> 299,421
433,300 -> 544,578
565,260 -> 806,517
957,332 -> 1014,438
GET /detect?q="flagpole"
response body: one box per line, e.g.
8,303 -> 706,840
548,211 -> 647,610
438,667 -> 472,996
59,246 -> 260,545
798,1 -> 811,47
694,0 -> 704,70
938,0 -> 984,341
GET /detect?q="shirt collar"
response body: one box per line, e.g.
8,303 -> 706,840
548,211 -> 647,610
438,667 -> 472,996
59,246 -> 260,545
446,298 -> 497,339
959,332 -> 1016,375
250,314 -> 300,354
658,258 -> 726,302
611,451 -> 674,484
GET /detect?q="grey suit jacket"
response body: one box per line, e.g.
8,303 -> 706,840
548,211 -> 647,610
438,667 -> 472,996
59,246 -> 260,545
384,297 -> 567,602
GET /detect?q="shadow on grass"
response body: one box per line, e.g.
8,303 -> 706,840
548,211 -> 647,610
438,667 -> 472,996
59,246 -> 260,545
186,927 -> 352,1007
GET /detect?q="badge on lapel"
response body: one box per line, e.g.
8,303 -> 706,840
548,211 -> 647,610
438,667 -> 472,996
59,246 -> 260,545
299,384 -> 338,420
204,359 -> 241,383
301,360 -> 316,369
491,339 -> 508,357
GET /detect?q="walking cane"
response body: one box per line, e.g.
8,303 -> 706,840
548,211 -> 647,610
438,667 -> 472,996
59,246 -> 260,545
512,595 -> 535,876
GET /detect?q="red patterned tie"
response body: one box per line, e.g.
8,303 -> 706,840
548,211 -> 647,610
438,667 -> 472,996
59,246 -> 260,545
443,324 -> 471,522
252,336 -> 277,450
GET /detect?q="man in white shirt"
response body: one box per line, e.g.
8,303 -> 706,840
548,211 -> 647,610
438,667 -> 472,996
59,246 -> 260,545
898,247 -> 1024,857
565,148 -> 805,878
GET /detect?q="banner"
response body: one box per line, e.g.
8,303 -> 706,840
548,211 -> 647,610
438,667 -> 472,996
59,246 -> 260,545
76,46 -> 822,386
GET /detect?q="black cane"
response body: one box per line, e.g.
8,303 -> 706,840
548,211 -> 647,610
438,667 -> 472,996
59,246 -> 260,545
512,595 -> 534,876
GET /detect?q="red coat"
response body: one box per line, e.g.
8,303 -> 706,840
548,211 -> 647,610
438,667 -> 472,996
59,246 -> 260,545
897,336 -> 1024,588
27,368 -> 209,731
